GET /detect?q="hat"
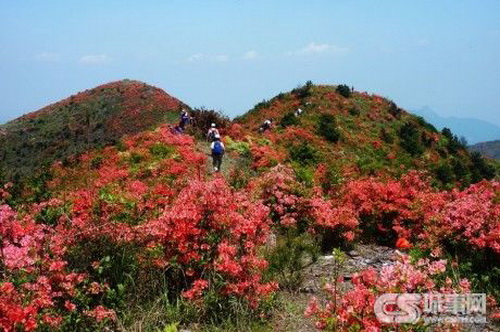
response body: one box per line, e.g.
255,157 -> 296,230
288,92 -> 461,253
211,123 -> 216,127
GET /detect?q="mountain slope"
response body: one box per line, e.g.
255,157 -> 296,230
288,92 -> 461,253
0,82 -> 497,331
0,79 -> 185,181
469,140 -> 500,159
234,83 -> 496,187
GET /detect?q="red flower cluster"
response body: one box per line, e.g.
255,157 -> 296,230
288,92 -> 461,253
0,205 -> 103,331
306,255 -> 473,331
341,172 -> 500,253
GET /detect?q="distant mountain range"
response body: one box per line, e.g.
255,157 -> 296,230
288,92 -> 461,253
411,107 -> 500,145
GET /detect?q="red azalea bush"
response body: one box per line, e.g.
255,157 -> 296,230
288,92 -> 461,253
340,172 -> 500,254
432,180 -> 500,253
1,127 -> 281,330
249,143 -> 286,170
250,165 -> 358,240
306,255 -> 473,331
0,205 -> 114,332
137,178 -> 277,306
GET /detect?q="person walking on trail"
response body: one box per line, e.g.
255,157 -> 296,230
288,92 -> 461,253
179,109 -> 190,129
171,125 -> 183,135
207,123 -> 220,141
211,135 -> 225,172
259,119 -> 272,133
294,108 -> 303,117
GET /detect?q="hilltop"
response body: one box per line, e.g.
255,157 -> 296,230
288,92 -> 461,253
234,82 -> 496,188
0,79 -> 185,181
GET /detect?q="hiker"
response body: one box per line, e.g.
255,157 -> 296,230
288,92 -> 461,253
206,123 -> 220,141
211,135 -> 225,172
259,119 -> 272,133
294,108 -> 303,117
171,125 -> 184,135
179,109 -> 190,129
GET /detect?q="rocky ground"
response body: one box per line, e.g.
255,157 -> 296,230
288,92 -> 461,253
271,244 -> 498,332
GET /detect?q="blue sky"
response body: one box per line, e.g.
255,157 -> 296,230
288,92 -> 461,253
1,0 -> 499,126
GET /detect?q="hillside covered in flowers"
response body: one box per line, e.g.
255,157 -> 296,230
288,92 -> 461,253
0,81 -> 498,331
0,80 -> 185,182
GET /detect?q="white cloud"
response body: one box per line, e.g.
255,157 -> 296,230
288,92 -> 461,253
35,52 -> 61,62
187,53 -> 229,63
287,42 -> 349,56
187,53 -> 205,62
243,50 -> 258,60
79,54 -> 110,65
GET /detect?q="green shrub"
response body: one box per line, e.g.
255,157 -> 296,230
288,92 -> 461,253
336,84 -> 351,98
416,116 -> 437,132
470,152 -> 496,182
292,164 -> 315,187
441,127 -> 465,154
435,162 -> 455,186
186,108 -> 230,140
288,143 -> 321,166
380,128 -> 394,144
399,122 -> 424,156
149,142 -> 175,159
90,156 -> 104,169
348,107 -> 360,116
316,114 -> 341,143
388,101 -> 402,117
452,157 -> 470,186
280,112 -> 299,128
319,164 -> 344,192
264,231 -> 319,290
225,137 -> 251,156
129,152 -> 145,164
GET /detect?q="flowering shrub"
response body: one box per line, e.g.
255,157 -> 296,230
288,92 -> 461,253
433,180 -> 500,253
250,143 -> 286,170
0,205 -> 113,331
306,255 -> 472,331
340,172 -> 500,255
136,178 -> 277,307
250,166 -> 358,239
1,127 -> 281,330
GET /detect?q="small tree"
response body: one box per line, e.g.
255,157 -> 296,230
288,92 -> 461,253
336,84 -> 351,98
280,112 -> 299,128
316,114 -> 341,143
399,122 -> 424,156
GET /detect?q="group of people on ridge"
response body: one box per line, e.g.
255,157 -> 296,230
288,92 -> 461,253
173,106 -> 304,173
174,109 -> 226,173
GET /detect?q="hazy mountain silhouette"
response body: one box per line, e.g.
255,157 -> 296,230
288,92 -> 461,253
411,106 -> 500,144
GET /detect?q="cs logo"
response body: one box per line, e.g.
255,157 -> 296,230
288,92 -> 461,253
374,293 -> 422,324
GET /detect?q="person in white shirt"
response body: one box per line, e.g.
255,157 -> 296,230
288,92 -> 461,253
259,119 -> 272,132
207,123 -> 220,141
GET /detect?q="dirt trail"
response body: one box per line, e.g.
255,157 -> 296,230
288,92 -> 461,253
196,141 -> 240,178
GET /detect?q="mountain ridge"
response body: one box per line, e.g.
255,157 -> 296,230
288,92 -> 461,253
411,106 -> 500,144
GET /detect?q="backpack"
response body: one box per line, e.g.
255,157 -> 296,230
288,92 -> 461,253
212,141 -> 224,155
